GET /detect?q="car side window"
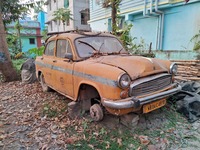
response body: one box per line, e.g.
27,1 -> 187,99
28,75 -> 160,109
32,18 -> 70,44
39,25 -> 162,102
44,41 -> 55,56
56,39 -> 72,58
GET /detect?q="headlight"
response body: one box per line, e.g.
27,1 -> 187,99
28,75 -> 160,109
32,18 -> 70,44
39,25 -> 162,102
170,63 -> 178,75
118,73 -> 131,89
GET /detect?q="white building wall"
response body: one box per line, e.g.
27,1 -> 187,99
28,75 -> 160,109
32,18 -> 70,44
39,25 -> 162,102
73,0 -> 91,31
46,0 -> 90,33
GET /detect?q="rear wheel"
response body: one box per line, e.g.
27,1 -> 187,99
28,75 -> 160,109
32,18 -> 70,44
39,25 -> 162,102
90,104 -> 104,121
40,73 -> 51,92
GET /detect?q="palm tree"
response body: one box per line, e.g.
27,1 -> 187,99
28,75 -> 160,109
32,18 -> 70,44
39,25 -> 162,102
111,0 -> 121,34
53,8 -> 72,31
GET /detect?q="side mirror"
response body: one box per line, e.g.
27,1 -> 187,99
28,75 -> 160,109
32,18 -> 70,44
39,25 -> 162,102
64,53 -> 73,60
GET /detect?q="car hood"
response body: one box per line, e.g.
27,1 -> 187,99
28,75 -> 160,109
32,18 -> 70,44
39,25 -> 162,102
94,55 -> 169,80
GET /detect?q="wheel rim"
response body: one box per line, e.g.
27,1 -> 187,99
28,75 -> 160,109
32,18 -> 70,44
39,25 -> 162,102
90,104 -> 103,121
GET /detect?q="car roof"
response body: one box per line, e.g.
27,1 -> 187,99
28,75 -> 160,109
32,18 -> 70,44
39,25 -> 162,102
46,31 -> 117,42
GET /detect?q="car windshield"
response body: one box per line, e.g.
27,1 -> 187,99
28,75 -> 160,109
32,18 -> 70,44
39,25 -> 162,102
75,36 -> 126,58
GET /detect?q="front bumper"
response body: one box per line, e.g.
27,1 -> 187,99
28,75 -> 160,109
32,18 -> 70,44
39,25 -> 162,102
102,83 -> 181,109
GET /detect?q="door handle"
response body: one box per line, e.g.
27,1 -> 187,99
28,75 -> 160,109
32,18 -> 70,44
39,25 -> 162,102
53,60 -> 57,62
63,59 -> 69,62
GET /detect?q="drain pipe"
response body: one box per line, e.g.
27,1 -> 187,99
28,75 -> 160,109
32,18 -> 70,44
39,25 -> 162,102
143,0 -> 161,50
143,0 -> 148,17
143,0 -> 156,17
150,0 -> 153,14
155,0 -> 164,50
149,0 -> 160,50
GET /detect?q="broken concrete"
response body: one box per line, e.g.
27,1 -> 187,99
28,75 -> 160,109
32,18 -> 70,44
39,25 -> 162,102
120,113 -> 139,128
67,101 -> 82,119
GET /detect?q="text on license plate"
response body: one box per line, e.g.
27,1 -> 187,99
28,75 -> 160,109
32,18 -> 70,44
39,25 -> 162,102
143,99 -> 166,113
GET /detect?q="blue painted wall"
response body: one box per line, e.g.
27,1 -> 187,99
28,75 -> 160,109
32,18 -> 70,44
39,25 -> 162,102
7,19 -> 41,53
88,0 -> 200,60
22,36 -> 38,52
162,2 -> 200,50
37,11 -> 47,31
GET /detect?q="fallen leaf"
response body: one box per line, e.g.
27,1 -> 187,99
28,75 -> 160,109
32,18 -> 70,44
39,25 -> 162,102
148,144 -> 158,150
105,141 -> 110,149
88,144 -> 94,149
0,135 -> 6,140
65,137 -> 75,144
117,138 -> 122,147
137,146 -> 142,150
138,135 -> 150,145
0,141 -> 4,147
41,144 -> 49,150
1,96 -> 12,101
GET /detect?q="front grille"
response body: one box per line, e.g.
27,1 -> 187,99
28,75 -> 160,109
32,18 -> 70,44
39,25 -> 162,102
129,74 -> 172,97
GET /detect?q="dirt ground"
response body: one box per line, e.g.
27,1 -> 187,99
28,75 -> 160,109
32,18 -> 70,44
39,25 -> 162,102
0,81 -> 200,150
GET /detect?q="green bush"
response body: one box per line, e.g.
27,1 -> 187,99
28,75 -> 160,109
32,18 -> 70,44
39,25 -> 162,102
6,34 -> 21,59
12,58 -> 26,76
27,46 -> 45,59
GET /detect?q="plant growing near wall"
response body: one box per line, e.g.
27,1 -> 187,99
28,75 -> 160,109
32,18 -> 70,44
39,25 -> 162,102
114,22 -> 154,57
191,30 -> 200,51
115,22 -> 133,49
191,30 -> 200,60
102,0 -> 154,57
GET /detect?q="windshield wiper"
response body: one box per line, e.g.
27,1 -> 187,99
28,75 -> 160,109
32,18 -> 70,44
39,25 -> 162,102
118,48 -> 124,53
78,40 -> 97,51
97,42 -> 104,53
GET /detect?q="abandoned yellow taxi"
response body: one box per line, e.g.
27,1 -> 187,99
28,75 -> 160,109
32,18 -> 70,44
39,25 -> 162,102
35,31 -> 181,121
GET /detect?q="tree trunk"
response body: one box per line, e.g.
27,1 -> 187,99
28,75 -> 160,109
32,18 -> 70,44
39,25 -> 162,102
0,12 -> 18,82
16,19 -> 22,52
111,0 -> 117,33
63,21 -> 66,31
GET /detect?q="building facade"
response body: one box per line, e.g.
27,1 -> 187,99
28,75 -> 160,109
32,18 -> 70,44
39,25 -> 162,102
37,11 -> 47,32
88,0 -> 200,60
46,0 -> 90,33
7,18 -> 42,53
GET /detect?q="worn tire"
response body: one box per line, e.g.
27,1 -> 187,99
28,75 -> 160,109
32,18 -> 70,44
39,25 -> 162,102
90,104 -> 104,121
40,73 -> 51,92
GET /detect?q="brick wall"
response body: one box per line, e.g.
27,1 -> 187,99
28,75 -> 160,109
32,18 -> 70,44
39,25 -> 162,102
171,60 -> 200,81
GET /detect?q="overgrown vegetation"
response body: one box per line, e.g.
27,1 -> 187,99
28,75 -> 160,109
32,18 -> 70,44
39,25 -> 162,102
27,46 -> 45,59
49,102 -> 187,149
109,0 -> 155,58
37,93 -> 189,150
6,34 -> 21,58
115,23 -> 155,57
12,58 -> 26,77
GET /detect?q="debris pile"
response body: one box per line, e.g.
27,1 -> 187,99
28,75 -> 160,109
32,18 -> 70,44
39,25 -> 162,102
173,81 -> 200,122
171,60 -> 200,81
21,58 -> 37,84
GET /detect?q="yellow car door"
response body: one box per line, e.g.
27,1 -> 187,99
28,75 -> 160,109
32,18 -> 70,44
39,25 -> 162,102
52,39 -> 75,98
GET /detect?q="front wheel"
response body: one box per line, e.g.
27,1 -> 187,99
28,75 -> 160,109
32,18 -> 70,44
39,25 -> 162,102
90,104 -> 104,121
39,73 -> 51,92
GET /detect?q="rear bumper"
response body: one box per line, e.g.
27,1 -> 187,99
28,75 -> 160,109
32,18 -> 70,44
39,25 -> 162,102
102,83 -> 181,109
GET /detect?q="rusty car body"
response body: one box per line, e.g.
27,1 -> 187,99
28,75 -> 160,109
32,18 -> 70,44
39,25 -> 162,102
35,31 -> 181,121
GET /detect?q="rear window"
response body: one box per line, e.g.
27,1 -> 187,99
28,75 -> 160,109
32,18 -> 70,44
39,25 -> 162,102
44,41 -> 55,56
56,39 -> 72,58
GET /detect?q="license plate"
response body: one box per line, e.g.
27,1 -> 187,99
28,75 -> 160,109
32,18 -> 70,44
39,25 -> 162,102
143,99 -> 166,113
